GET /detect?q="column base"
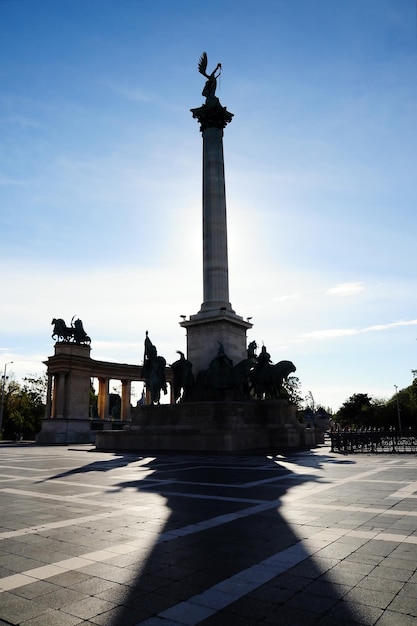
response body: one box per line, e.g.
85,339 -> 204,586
180,310 -> 252,376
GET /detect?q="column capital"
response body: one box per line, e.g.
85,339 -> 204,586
191,101 -> 234,132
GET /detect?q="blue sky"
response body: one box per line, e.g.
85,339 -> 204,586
1,0 -> 417,411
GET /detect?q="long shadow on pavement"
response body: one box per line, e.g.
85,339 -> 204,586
79,452 -> 363,626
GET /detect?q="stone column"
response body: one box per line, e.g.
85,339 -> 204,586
55,372 -> 66,418
44,374 -> 53,419
201,125 -> 231,312
121,380 -> 131,421
98,377 -> 109,420
51,375 -> 57,418
182,101 -> 252,375
191,102 -> 234,314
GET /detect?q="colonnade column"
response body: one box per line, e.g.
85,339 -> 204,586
54,372 -> 66,418
121,380 -> 131,421
97,377 -> 109,420
44,374 -> 53,419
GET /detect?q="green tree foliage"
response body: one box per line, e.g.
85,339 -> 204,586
336,382 -> 417,431
337,393 -> 374,428
2,375 -> 46,440
281,376 -> 303,407
388,383 -> 417,429
336,393 -> 375,429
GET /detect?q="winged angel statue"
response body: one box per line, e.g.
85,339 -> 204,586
198,52 -> 222,102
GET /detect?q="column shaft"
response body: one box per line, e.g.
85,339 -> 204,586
98,378 -> 109,420
44,374 -> 53,419
201,127 -> 231,311
55,372 -> 66,418
121,380 -> 131,421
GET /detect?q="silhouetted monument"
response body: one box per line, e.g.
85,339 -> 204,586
38,55 -> 322,451
184,52 -> 252,378
51,317 -> 91,345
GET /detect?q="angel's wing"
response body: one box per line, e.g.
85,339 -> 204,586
198,51 -> 208,77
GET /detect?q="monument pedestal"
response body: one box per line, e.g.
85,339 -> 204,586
36,342 -> 92,444
95,400 -> 310,453
36,418 -> 95,445
181,310 -> 252,376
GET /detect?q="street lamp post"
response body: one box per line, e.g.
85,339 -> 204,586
394,385 -> 402,432
0,361 -> 13,439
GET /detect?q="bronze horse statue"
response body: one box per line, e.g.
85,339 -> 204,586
51,317 -> 91,344
250,360 -> 296,400
143,332 -> 167,405
232,341 -> 258,400
170,351 -> 194,403
191,342 -> 258,402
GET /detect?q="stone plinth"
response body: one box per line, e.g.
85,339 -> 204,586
36,418 -> 129,445
36,418 -> 94,444
181,311 -> 252,376
95,400 -> 311,453
45,342 -> 92,421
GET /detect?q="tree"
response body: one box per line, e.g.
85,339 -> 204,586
282,376 -> 303,407
336,393 -> 374,429
2,375 -> 46,440
335,382 -> 417,431
390,384 -> 417,429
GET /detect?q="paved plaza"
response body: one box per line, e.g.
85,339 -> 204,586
0,444 -> 416,625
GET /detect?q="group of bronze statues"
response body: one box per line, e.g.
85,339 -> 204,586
144,333 -> 296,405
51,317 -> 91,345
50,319 -> 295,405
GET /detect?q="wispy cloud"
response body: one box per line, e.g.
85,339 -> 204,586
325,282 -> 365,296
302,329 -> 358,340
101,81 -> 157,103
0,175 -> 26,187
302,319 -> 417,341
271,282 -> 365,303
272,293 -> 303,302
363,319 -> 417,333
2,114 -> 42,130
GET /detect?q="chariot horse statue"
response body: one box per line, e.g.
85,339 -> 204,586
51,316 -> 91,345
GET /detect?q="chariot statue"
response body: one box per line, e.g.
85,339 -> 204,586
51,316 -> 91,345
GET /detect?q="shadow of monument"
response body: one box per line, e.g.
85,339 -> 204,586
38,450 -> 364,624
35,452 -> 145,483
54,452 -> 360,626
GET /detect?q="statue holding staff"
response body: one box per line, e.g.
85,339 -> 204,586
198,52 -> 222,103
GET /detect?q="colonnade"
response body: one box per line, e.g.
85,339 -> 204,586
43,343 -> 174,423
97,377 -> 133,421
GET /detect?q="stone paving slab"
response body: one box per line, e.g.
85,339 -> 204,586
0,444 -> 416,625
